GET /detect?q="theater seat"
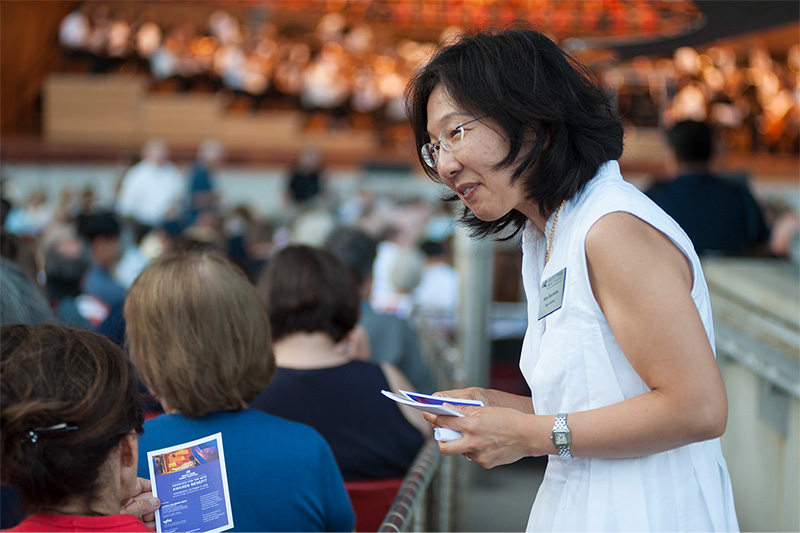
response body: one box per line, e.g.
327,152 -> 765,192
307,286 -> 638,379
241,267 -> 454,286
345,478 -> 404,532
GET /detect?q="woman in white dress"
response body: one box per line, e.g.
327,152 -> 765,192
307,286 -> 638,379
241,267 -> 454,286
404,26 -> 739,531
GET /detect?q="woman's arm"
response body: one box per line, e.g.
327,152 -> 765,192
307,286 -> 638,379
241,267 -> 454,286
570,212 -> 728,457
428,212 -> 728,467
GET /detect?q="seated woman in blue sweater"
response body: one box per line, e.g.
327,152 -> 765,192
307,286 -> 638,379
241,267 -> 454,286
251,245 -> 430,481
124,250 -> 354,532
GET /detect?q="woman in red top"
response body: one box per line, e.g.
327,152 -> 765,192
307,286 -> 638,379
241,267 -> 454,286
1,324 -> 159,532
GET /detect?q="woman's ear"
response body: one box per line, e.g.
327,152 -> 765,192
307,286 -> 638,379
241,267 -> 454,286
117,431 -> 140,503
119,431 -> 138,468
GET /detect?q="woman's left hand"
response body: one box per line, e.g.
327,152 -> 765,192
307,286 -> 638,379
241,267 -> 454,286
426,405 -> 548,469
120,477 -> 161,531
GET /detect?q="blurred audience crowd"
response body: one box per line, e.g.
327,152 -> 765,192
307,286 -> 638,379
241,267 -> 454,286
58,4 -> 433,139
0,135 -> 461,529
58,3 -> 799,153
605,40 -> 799,153
1,135 -> 460,364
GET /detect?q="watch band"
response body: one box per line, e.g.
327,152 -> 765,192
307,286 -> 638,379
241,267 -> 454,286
552,412 -> 573,460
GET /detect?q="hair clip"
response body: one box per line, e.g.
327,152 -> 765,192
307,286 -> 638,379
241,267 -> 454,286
26,423 -> 78,443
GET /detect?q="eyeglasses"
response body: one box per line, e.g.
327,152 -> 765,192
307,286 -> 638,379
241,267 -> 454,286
421,116 -> 487,169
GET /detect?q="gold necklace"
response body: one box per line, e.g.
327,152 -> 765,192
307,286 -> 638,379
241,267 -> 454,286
545,199 -> 566,265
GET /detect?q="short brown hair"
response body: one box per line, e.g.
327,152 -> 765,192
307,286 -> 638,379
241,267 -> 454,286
256,245 -> 359,343
124,250 -> 274,417
1,324 -> 144,513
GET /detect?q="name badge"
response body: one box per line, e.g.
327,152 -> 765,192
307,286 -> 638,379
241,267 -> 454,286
538,267 -> 566,321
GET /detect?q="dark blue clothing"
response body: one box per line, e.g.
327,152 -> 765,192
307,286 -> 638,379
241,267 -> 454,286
251,361 -> 425,481
186,162 -> 216,223
81,265 -> 125,309
137,409 -> 354,532
0,485 -> 23,529
646,172 -> 770,255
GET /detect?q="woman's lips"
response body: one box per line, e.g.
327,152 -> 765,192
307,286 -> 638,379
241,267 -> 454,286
457,183 -> 478,202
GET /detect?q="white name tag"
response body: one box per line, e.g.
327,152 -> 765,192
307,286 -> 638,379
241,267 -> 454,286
538,267 -> 566,321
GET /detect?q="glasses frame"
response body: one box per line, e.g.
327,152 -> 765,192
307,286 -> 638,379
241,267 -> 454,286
421,116 -> 487,169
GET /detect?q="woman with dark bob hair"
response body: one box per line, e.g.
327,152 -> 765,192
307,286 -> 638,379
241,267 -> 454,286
1,324 -> 159,532
125,250 -> 354,532
250,245 -> 429,482
406,26 -> 738,531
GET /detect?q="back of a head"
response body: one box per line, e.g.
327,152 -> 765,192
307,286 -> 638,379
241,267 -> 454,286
390,247 -> 425,293
0,324 -> 144,513
0,257 -> 54,328
77,211 -> 121,242
420,240 -> 445,259
124,250 -> 274,417
256,245 -> 360,344
323,226 -> 377,285
44,233 -> 91,292
666,120 -> 713,163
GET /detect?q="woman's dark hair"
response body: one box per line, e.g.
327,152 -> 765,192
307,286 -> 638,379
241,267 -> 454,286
256,245 -> 360,343
1,324 -> 145,514
405,25 -> 624,239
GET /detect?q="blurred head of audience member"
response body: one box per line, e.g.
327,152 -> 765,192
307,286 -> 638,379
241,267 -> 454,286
324,226 -> 377,301
77,211 -> 122,270
666,119 -> 714,171
0,324 -> 148,530
124,250 -> 274,416
1,229 -> 39,284
0,258 -> 53,328
43,230 -> 91,302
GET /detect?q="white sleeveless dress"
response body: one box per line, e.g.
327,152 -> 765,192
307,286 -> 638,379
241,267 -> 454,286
519,161 -> 739,531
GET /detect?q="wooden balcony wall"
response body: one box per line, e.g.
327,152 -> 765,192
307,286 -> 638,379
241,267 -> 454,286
42,73 -> 383,160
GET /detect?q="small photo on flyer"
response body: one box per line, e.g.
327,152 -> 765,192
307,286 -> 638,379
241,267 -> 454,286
147,432 -> 233,533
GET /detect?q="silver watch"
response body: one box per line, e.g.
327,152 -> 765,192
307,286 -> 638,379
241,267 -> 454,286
551,413 -> 573,460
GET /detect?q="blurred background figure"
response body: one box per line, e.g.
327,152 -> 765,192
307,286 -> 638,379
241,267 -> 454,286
325,227 -> 438,393
76,211 -> 124,310
0,258 -> 53,329
3,188 -> 52,239
186,138 -> 224,225
413,238 -> 460,315
382,245 -> 425,319
287,145 -> 324,208
647,120 -> 771,255
41,228 -> 94,329
251,245 -> 429,481
115,138 -> 184,231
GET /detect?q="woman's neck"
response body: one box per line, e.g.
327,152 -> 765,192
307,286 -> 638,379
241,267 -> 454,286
40,493 -> 119,518
273,331 -> 352,369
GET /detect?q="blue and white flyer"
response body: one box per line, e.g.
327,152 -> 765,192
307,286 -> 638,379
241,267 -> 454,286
147,432 -> 233,533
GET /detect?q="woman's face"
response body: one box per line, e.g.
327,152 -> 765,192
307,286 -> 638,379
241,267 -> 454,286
426,85 -> 536,223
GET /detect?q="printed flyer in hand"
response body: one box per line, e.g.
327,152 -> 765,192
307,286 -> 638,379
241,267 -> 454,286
147,432 -> 233,533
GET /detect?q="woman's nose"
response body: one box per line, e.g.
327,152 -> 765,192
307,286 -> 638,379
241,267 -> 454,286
436,149 -> 462,184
